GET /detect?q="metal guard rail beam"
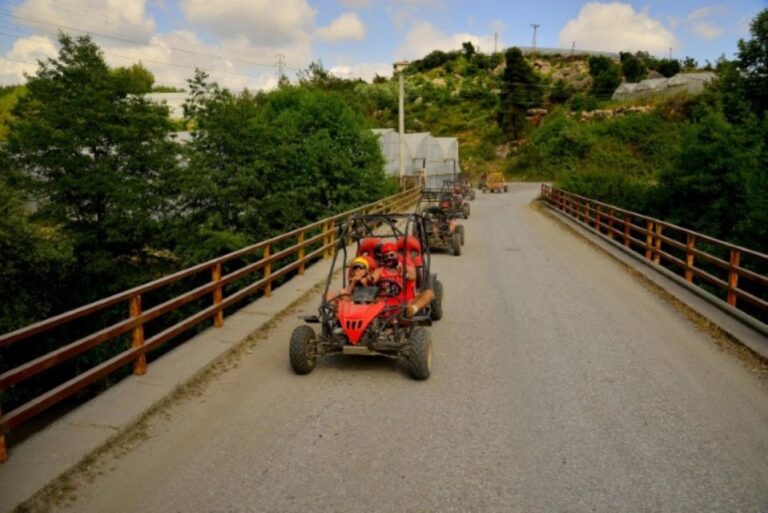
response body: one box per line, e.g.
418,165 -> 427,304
540,184 -> 768,329
0,187 -> 422,461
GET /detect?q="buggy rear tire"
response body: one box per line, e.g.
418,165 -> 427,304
452,232 -> 461,256
430,279 -> 443,321
462,205 -> 470,219
408,327 -> 432,380
457,225 -> 465,246
504,185 -> 508,192
469,190 -> 476,201
289,326 -> 317,375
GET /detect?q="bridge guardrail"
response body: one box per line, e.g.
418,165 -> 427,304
0,187 -> 422,462
541,185 -> 768,331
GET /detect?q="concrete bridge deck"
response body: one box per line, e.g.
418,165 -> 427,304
3,183 -> 768,512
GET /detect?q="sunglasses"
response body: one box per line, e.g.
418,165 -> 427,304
384,252 -> 398,259
352,264 -> 366,270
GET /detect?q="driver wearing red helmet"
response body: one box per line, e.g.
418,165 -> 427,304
372,242 -> 416,285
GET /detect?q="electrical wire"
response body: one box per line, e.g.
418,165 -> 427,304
0,9 -> 301,72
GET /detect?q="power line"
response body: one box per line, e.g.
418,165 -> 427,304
0,31 -> 281,86
0,10 -> 301,72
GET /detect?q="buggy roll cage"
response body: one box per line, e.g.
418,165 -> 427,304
320,213 -> 432,308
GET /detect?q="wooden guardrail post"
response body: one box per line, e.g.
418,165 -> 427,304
624,215 -> 631,247
685,234 -> 695,282
595,205 -> 602,233
264,244 -> 272,297
0,403 -> 7,463
329,220 -> 337,253
129,295 -> 146,376
322,221 -> 330,259
728,249 -> 741,307
212,263 -> 223,328
645,220 -> 654,260
653,224 -> 663,264
298,231 -> 306,275
607,209 -> 615,239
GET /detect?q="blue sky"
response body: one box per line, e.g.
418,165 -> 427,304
0,0 -> 765,88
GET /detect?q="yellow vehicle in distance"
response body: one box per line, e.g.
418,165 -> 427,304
485,173 -> 508,193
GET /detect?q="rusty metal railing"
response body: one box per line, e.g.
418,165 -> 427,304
541,184 -> 768,330
0,187 -> 422,462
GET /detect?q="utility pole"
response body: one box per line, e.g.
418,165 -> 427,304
394,60 -> 409,188
571,41 -> 576,57
531,23 -> 540,57
494,32 -> 498,53
276,53 -> 285,84
669,47 -> 672,59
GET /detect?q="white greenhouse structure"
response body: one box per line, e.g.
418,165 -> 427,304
372,129 -> 462,189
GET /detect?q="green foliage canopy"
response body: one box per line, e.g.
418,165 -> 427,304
498,47 -> 542,138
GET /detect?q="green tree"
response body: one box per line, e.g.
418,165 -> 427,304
655,58 -> 681,77
0,177 -> 74,333
498,47 -> 542,138
736,8 -> 768,117
588,55 -> 621,99
682,56 -> 698,71
6,34 -> 180,300
654,108 -> 761,240
178,71 -> 393,262
549,79 -> 573,104
620,51 -> 647,82
462,41 -> 476,59
111,62 -> 154,94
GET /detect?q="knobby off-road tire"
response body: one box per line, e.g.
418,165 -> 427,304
462,204 -> 470,219
504,185 -> 508,192
469,190 -> 476,201
457,224 -> 465,246
452,232 -> 461,256
408,327 -> 432,380
430,278 -> 443,321
289,325 -> 317,375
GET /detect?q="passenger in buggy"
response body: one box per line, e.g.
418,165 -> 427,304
324,255 -> 378,303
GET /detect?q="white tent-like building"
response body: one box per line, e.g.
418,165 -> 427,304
372,129 -> 462,189
612,72 -> 716,101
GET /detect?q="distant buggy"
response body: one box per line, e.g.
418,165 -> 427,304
418,191 -> 465,256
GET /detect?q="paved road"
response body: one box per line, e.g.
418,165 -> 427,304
54,184 -> 768,513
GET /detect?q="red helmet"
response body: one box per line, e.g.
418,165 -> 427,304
380,242 -> 397,254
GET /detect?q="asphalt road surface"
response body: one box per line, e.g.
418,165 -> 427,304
54,184 -> 768,513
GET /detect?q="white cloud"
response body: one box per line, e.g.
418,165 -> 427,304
0,35 -> 58,85
489,18 -> 506,34
12,0 -> 156,43
330,61 -> 391,81
558,2 -> 677,54
395,22 -> 499,60
691,21 -> 723,40
686,6 -> 726,40
180,0 -> 316,46
315,13 -> 366,42
340,0 -> 370,7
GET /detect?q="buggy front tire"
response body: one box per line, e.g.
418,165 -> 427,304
462,205 -> 470,219
430,279 -> 444,321
289,326 -> 317,375
469,190 -> 476,201
457,225 -> 465,246
452,232 -> 461,256
504,185 -> 508,192
408,327 -> 432,380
